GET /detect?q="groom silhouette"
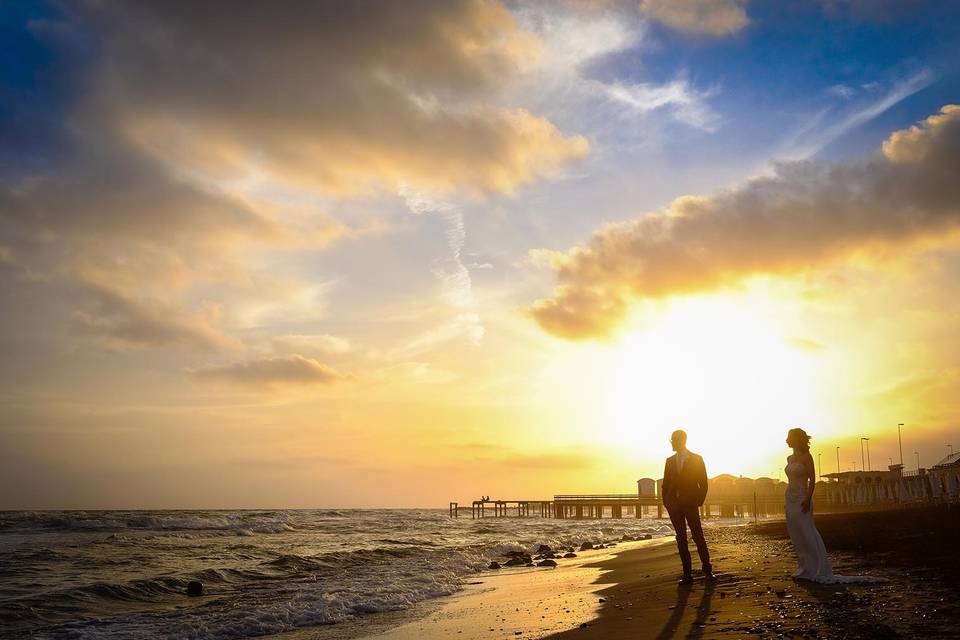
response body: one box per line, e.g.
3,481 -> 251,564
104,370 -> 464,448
662,429 -> 714,584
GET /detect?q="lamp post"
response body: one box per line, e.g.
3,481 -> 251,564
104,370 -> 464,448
836,446 -> 840,475
860,438 -> 866,472
915,451 -> 920,471
898,423 -> 904,467
948,444 -> 955,456
817,452 -> 822,479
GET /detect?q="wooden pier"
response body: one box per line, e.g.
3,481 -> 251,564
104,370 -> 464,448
450,500 -> 555,518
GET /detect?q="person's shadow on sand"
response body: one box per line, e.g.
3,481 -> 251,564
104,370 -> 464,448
654,581 -> 716,640
687,580 -> 716,639
654,584 -> 692,640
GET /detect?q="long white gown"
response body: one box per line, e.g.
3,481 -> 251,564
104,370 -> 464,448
784,456 -> 884,584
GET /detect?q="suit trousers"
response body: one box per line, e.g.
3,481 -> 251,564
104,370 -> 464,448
667,504 -> 710,575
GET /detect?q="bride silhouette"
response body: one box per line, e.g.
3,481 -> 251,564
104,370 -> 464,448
784,428 -> 883,584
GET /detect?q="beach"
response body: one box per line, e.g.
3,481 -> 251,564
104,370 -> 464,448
342,506 -> 960,640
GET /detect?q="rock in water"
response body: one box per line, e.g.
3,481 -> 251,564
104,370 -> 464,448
535,544 -> 552,554
564,552 -> 577,558
579,542 -> 594,551
186,581 -> 203,597
537,559 -> 557,567
489,561 -> 502,570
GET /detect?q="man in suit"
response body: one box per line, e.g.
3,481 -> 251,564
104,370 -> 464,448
662,429 -> 714,584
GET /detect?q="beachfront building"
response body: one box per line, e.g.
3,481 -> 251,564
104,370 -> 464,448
929,452 -> 960,501
819,463 -> 942,508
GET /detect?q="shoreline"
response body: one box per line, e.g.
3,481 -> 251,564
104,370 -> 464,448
260,539 -> 669,640
265,506 -> 960,640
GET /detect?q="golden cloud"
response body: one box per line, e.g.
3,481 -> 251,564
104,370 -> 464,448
640,0 -> 749,36
529,105 -> 960,340
83,0 -> 587,196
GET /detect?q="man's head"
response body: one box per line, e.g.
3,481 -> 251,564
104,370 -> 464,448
670,429 -> 688,452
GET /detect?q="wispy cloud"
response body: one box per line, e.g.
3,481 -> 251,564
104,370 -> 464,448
188,355 -> 350,391
784,69 -> 935,160
399,186 -> 485,346
602,77 -> 720,131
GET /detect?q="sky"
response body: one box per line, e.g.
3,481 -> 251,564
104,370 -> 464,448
2,0 -> 960,509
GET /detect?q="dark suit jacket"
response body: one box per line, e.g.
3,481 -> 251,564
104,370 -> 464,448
661,451 -> 708,510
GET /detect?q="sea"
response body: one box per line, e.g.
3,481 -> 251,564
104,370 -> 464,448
0,509 -> 674,639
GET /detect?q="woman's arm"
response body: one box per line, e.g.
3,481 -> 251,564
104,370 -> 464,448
802,452 -> 817,513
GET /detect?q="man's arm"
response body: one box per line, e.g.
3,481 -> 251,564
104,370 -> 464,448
662,459 -> 672,503
696,455 -> 709,506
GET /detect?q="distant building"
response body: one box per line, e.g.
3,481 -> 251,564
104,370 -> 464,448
929,452 -> 960,501
637,478 -> 656,497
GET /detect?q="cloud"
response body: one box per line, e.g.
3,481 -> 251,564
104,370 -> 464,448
602,77 -> 719,131
785,69 -> 935,160
515,4 -> 719,131
0,1 -> 590,357
529,105 -> 960,339
883,104 -> 960,163
77,0 -> 587,196
189,355 -> 349,391
71,281 -> 238,351
640,0 -> 749,36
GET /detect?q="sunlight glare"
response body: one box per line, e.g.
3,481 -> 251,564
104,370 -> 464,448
602,296 -> 826,476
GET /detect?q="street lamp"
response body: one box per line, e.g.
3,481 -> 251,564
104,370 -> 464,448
897,423 -> 904,467
915,451 -> 920,471
860,437 -> 870,472
836,446 -> 840,475
817,452 -> 822,479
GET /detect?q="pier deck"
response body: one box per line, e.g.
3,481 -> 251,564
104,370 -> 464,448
449,493 -> 787,519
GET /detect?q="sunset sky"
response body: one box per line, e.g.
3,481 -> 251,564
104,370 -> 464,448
2,1 -> 960,509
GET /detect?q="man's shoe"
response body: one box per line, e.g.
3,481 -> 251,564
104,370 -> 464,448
678,574 -> 694,585
702,564 -> 716,581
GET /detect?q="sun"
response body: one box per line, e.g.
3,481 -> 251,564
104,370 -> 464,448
600,294 -> 827,475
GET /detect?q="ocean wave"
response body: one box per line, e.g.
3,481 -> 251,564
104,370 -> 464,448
0,511 -> 296,536
1,509 -> 676,640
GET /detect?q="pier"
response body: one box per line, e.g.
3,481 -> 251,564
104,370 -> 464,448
449,489 -> 788,520
450,500 -> 555,518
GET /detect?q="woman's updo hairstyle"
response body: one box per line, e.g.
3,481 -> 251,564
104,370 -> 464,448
787,427 -> 811,452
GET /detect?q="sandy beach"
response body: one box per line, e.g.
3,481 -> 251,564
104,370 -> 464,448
326,505 -> 960,640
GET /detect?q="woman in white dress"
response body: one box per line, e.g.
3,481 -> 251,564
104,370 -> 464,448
784,428 -> 883,584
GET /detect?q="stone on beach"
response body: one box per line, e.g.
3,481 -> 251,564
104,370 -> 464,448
186,581 -> 203,597
536,559 -> 557,567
